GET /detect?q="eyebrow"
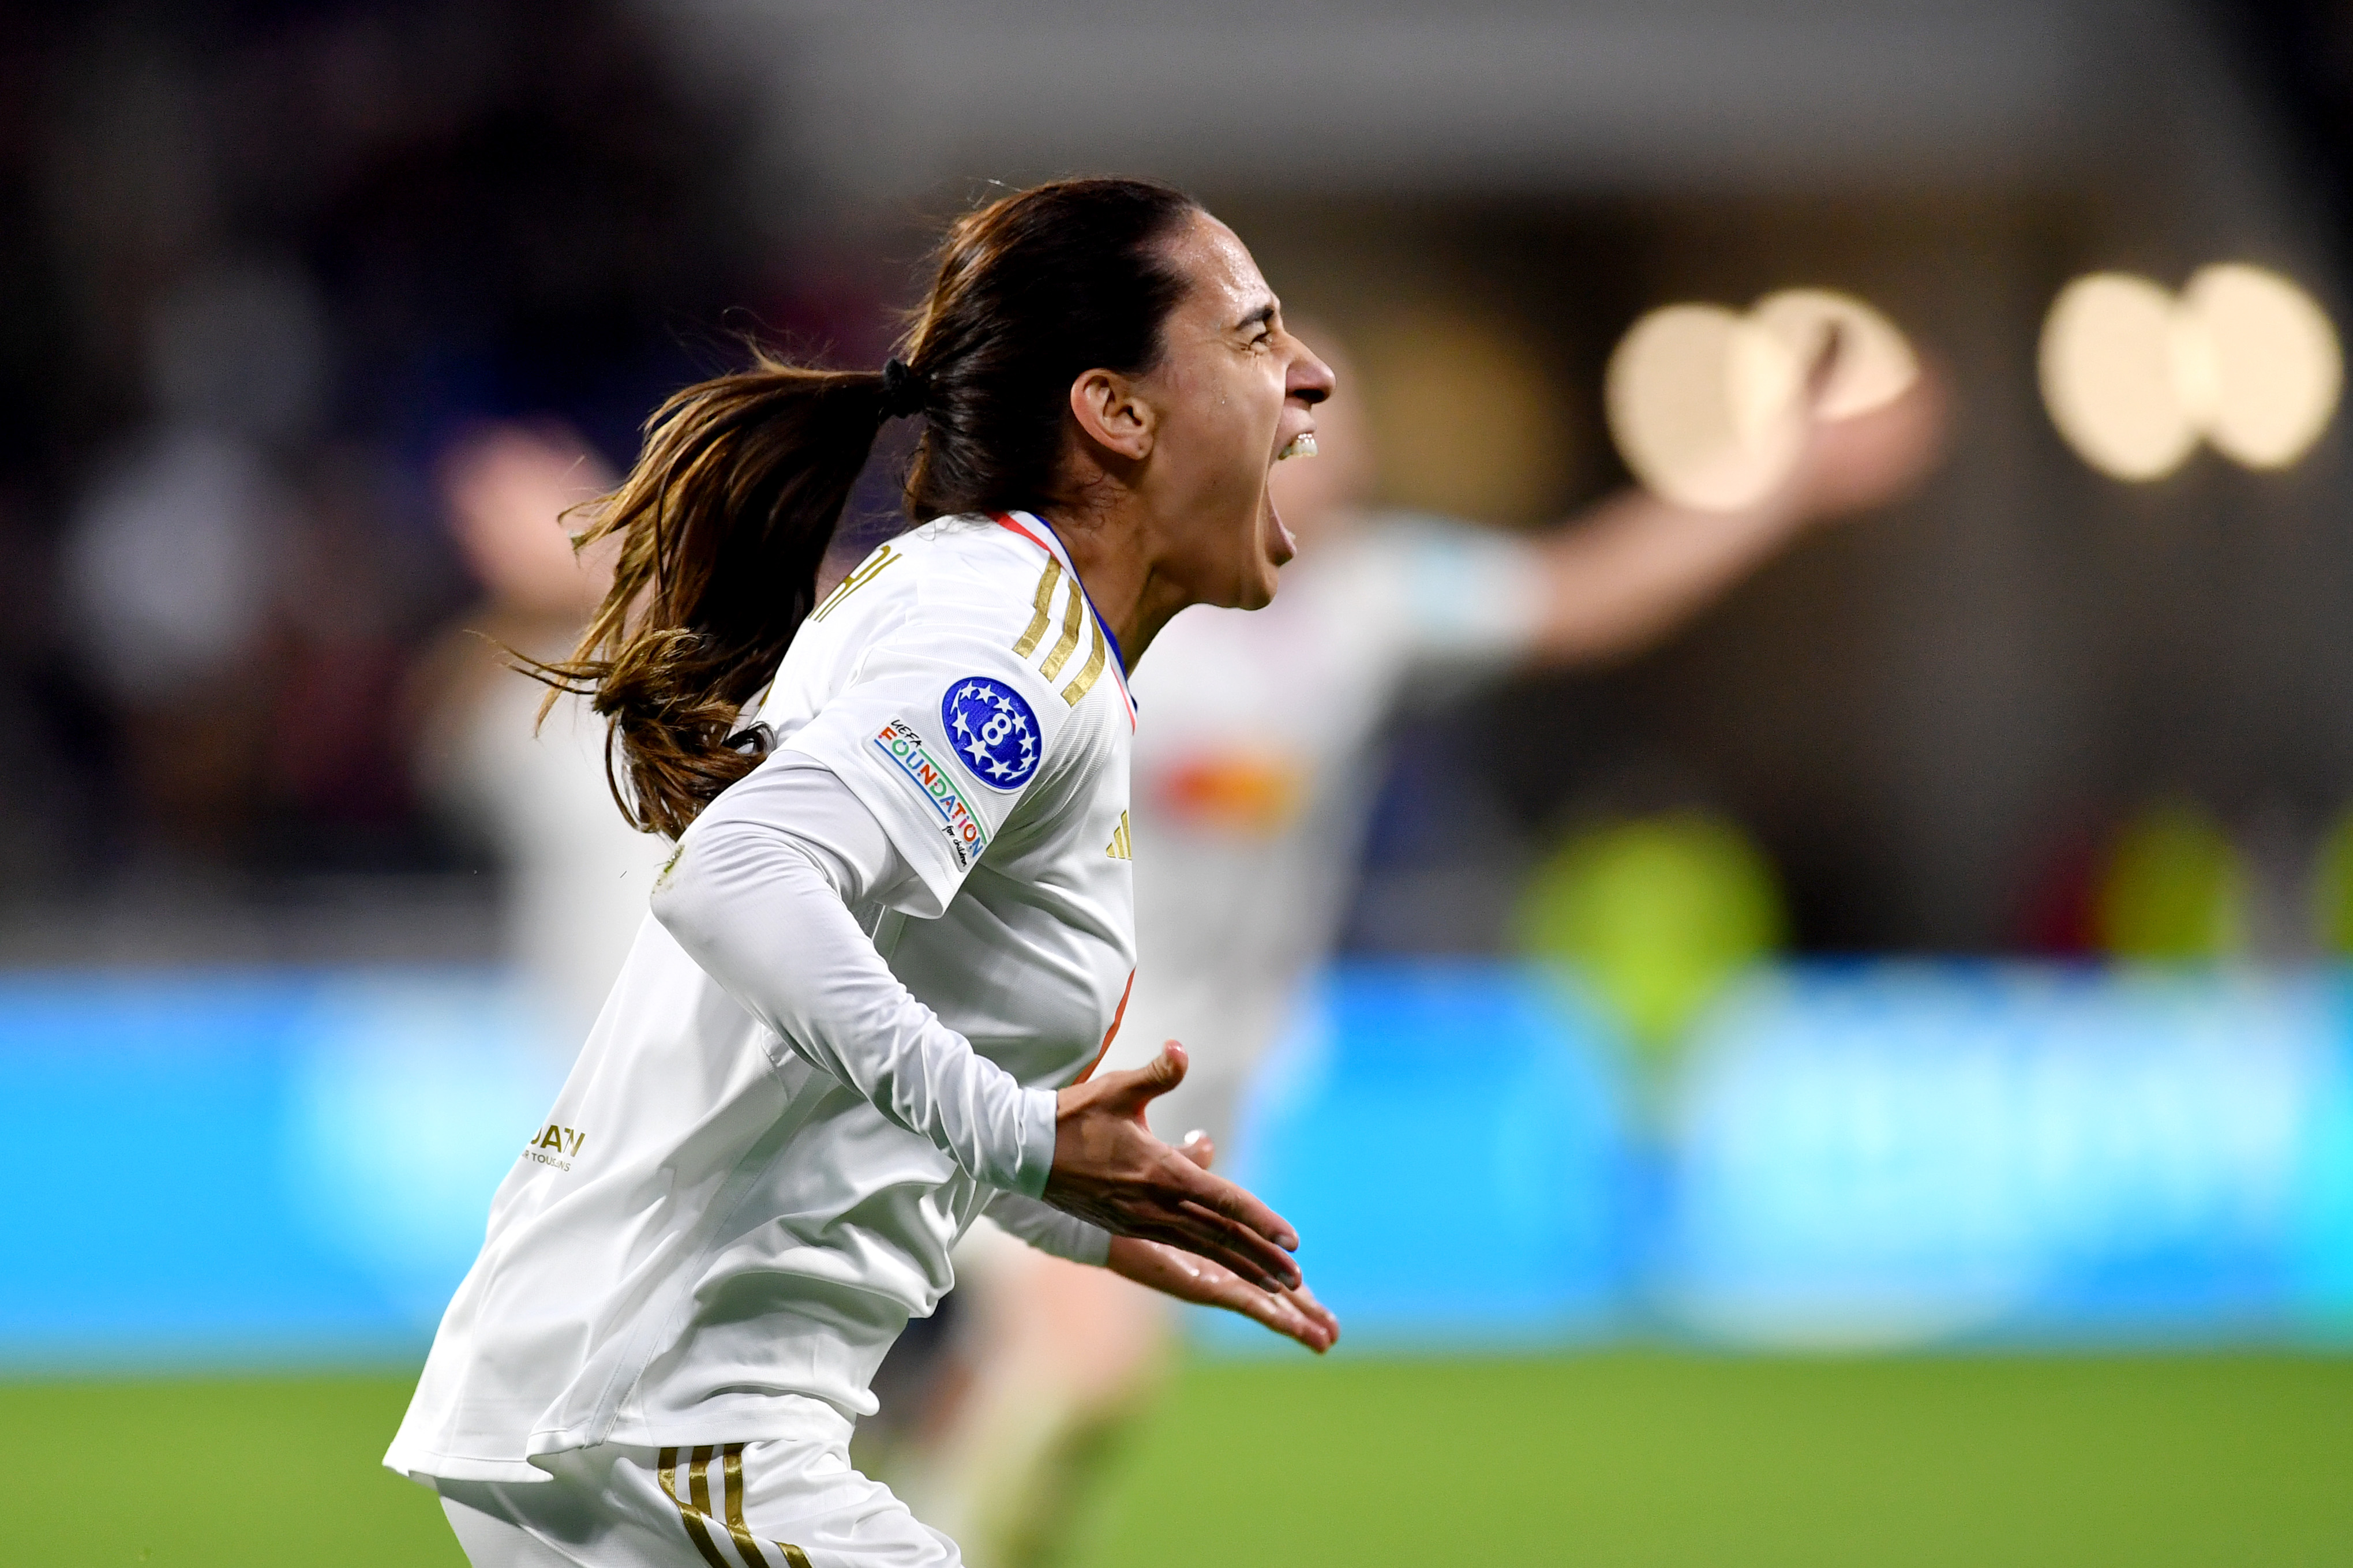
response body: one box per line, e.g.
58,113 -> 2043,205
1233,300 -> 1279,333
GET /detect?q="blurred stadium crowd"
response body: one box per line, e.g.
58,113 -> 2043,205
9,0 -> 2353,980
0,2 -> 830,954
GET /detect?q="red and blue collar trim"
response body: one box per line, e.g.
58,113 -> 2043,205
992,511 -> 1135,723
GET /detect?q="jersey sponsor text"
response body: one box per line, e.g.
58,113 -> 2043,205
872,719 -> 990,869
525,1123 -> 587,1172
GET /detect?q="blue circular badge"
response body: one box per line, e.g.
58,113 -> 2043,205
942,677 -> 1041,791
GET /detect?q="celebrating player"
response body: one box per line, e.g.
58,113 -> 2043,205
385,177 -> 1338,1567
412,423 -> 669,1049
902,327 -> 1946,1563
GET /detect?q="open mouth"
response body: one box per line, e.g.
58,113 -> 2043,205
1262,426 -> 1314,567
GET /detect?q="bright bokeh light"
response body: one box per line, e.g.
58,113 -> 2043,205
2180,264 -> 2341,470
2040,265 -> 2340,481
2039,273 -> 2199,481
1749,288 -> 1919,421
1606,304 -> 1804,511
1607,290 -> 1916,512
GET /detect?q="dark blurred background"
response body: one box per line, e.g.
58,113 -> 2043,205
5,0 -> 2352,963
0,3 -> 752,956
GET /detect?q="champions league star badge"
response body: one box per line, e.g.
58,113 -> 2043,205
942,677 -> 1041,791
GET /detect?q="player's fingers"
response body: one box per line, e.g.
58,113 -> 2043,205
1151,1218 -> 1286,1292
1122,1241 -> 1314,1345
1241,1285 -> 1334,1352
1280,1305 -> 1336,1353
1142,1203 -> 1293,1291
1171,1196 -> 1302,1290
1177,1129 -> 1215,1171
1288,1282 -> 1342,1348
1235,1281 -> 1303,1332
1093,1043 -> 1189,1117
1137,1042 -> 1187,1096
1167,1156 -> 1299,1255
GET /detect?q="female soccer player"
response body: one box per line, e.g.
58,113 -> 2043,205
385,177 -> 1339,1567
904,328 -> 1946,1562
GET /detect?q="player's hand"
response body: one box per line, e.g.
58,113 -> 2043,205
1107,1236 -> 1336,1350
1044,1043 -> 1303,1293
1784,362 -> 1949,524
1105,1130 -> 1339,1352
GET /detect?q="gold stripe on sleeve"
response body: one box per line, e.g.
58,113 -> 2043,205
1039,577 -> 1086,680
811,542 -> 898,622
1061,617 -> 1108,707
1011,559 -> 1063,657
655,1446 -> 735,1568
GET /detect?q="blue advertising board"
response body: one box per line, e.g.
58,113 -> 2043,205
2,960 -> 2350,1367
1657,965 -> 2353,1346
0,969 -> 562,1367
1209,964 -> 1632,1352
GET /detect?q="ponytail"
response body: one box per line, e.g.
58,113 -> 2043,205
531,177 -> 1201,839
529,355 -> 894,838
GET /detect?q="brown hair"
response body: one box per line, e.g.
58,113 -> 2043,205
530,177 -> 1201,837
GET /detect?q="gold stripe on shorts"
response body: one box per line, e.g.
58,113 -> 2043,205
656,1445 -> 735,1568
720,1445 -> 771,1567
1039,578 -> 1086,680
1061,617 -> 1107,707
722,1441 -> 818,1568
1011,559 -> 1063,657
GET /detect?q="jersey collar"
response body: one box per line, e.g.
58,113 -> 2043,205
992,511 -> 1136,724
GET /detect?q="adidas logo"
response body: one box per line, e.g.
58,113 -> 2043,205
1106,810 -> 1132,861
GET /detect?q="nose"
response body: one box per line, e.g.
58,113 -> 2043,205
1288,342 -> 1335,407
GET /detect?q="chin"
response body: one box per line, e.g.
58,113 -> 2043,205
1233,547 -> 1283,610
1232,569 -> 1279,611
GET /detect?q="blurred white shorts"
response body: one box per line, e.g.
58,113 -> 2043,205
436,1411 -> 960,1568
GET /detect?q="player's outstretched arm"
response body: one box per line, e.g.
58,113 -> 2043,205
1104,1130 -> 1339,1353
1522,366 -> 1947,666
1044,1044 -> 1306,1295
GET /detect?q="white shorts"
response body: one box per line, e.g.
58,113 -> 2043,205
436,1409 -> 960,1568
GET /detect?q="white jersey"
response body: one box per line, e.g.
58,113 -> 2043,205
1104,514 -> 1543,1140
388,513 -> 1137,1485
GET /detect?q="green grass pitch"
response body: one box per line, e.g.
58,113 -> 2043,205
2,1353 -> 2347,1566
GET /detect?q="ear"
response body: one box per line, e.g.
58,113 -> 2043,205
1069,369 -> 1156,463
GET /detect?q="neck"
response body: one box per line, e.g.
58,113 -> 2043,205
1032,500 -> 1190,667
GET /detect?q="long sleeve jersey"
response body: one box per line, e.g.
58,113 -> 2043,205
386,513 -> 1136,1484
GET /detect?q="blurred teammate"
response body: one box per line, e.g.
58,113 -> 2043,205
413,424 -> 672,1045
902,328 -> 1945,1565
388,178 -> 1337,1568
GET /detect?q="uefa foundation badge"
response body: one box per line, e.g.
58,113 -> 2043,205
943,677 -> 1041,790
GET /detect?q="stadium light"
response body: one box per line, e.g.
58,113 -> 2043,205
2039,265 -> 2340,481
2182,264 -> 2341,470
1750,288 -> 1921,422
1606,290 -> 1916,512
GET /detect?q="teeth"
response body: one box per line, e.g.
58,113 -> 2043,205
1276,432 -> 1318,461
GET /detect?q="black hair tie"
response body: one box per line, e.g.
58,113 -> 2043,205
879,357 -> 931,420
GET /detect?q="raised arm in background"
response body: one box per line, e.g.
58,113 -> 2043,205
1518,372 -> 1946,665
